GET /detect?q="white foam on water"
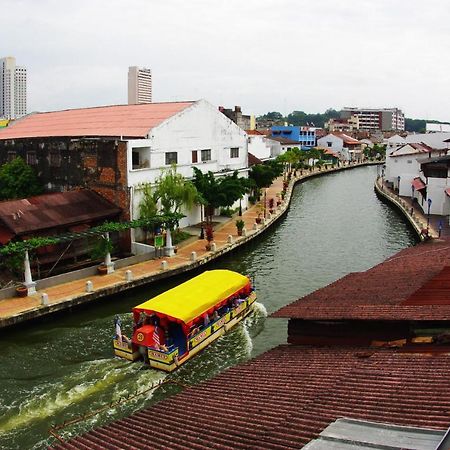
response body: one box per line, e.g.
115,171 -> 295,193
0,358 -> 159,434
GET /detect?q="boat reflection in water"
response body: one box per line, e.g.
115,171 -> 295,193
113,270 -> 257,372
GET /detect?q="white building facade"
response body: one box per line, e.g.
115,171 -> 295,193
0,56 -> 27,119
341,107 -> 405,131
247,131 -> 281,161
127,99 -> 249,239
128,66 -> 152,104
316,133 -> 350,161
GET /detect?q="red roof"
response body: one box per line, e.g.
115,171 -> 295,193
446,188 -> 450,197
273,241 -> 450,321
0,102 -> 194,140
331,132 -> 360,145
248,152 -> 263,166
391,143 -> 434,157
51,345 -> 450,450
412,177 -> 426,190
246,129 -> 265,135
0,190 -> 121,237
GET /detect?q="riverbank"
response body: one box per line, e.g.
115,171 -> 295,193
374,176 -> 441,240
0,161 -> 380,330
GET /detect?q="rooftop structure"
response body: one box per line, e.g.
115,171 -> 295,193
218,105 -> 253,130
128,66 -> 152,104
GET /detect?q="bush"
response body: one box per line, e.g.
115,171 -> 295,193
219,207 -> 234,217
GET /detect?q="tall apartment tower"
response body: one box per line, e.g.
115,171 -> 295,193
0,56 -> 27,119
128,66 -> 152,104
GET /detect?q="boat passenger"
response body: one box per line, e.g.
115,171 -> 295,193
203,314 -> 210,327
212,310 -> 220,321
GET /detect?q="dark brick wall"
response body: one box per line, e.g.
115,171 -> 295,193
0,138 -> 130,220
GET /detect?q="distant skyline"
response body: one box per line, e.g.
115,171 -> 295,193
2,0 -> 449,121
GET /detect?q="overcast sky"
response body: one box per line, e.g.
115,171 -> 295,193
2,0 -> 449,121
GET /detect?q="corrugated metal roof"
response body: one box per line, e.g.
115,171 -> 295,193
50,345 -> 450,450
0,102 -> 194,140
273,241 -> 450,321
0,190 -> 121,236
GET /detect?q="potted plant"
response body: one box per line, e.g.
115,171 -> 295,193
91,235 -> 114,274
235,219 -> 245,236
16,285 -> 28,297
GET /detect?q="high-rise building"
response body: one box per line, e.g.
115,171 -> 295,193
0,56 -> 27,119
341,107 -> 405,131
128,66 -> 152,104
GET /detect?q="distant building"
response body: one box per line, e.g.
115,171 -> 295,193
341,107 -> 405,131
218,106 -> 252,130
325,115 -> 360,132
317,132 -> 361,161
426,123 -> 450,133
246,130 -> 282,161
270,125 -> 318,149
0,56 -> 27,119
128,66 -> 152,104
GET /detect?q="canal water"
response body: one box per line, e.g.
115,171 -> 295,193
0,166 -> 417,449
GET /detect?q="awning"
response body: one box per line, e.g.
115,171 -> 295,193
133,270 -> 250,325
412,178 -> 426,191
445,188 -> 450,197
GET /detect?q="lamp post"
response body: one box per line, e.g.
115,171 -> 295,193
199,204 -> 205,239
239,198 -> 242,217
397,175 -> 401,194
427,198 -> 432,229
411,185 -> 415,215
263,189 -> 267,219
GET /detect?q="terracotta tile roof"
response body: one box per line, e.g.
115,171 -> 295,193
268,136 -> 301,145
0,102 -> 194,140
248,152 -> 263,166
390,142 -> 434,157
246,129 -> 265,135
0,190 -> 121,237
331,132 -> 360,145
273,241 -> 450,321
51,345 -> 450,450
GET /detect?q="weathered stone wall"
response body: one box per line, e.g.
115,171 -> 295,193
0,138 -> 129,220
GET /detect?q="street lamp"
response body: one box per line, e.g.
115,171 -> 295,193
263,189 -> 267,219
427,198 -> 432,229
199,204 -> 205,239
397,175 -> 401,194
411,185 -> 415,215
239,198 -> 242,217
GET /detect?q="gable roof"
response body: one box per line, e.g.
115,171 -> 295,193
0,102 -> 195,140
273,241 -> 450,322
390,142 -> 434,157
331,132 -> 360,145
268,136 -> 301,145
0,190 -> 121,237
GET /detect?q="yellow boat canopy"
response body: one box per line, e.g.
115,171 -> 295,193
133,270 -> 250,325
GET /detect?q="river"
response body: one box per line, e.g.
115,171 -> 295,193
0,165 -> 417,449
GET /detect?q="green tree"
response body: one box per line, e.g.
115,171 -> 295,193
0,157 -> 42,200
139,183 -> 159,241
193,168 -> 251,224
154,166 -> 199,217
248,161 -> 282,198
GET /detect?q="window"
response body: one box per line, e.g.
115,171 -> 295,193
165,152 -> 178,165
131,147 -> 150,169
192,150 -> 198,163
26,151 -> 37,165
49,150 -> 61,167
230,147 -> 239,158
201,149 -> 211,162
327,142 -> 332,147
7,151 -> 16,162
407,160 -> 412,164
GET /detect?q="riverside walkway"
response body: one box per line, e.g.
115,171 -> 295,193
374,176 -> 448,240
0,162 -> 376,329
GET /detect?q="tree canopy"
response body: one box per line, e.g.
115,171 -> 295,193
192,168 -> 252,222
249,160 -> 283,193
0,157 -> 43,200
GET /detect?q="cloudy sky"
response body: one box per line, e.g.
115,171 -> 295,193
2,0 -> 449,120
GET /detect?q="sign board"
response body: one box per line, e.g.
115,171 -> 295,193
154,234 -> 164,248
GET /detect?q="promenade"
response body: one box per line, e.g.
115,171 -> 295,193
374,176 -> 448,240
0,162 -> 376,329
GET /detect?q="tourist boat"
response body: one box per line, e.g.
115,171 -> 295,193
113,269 -> 257,371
